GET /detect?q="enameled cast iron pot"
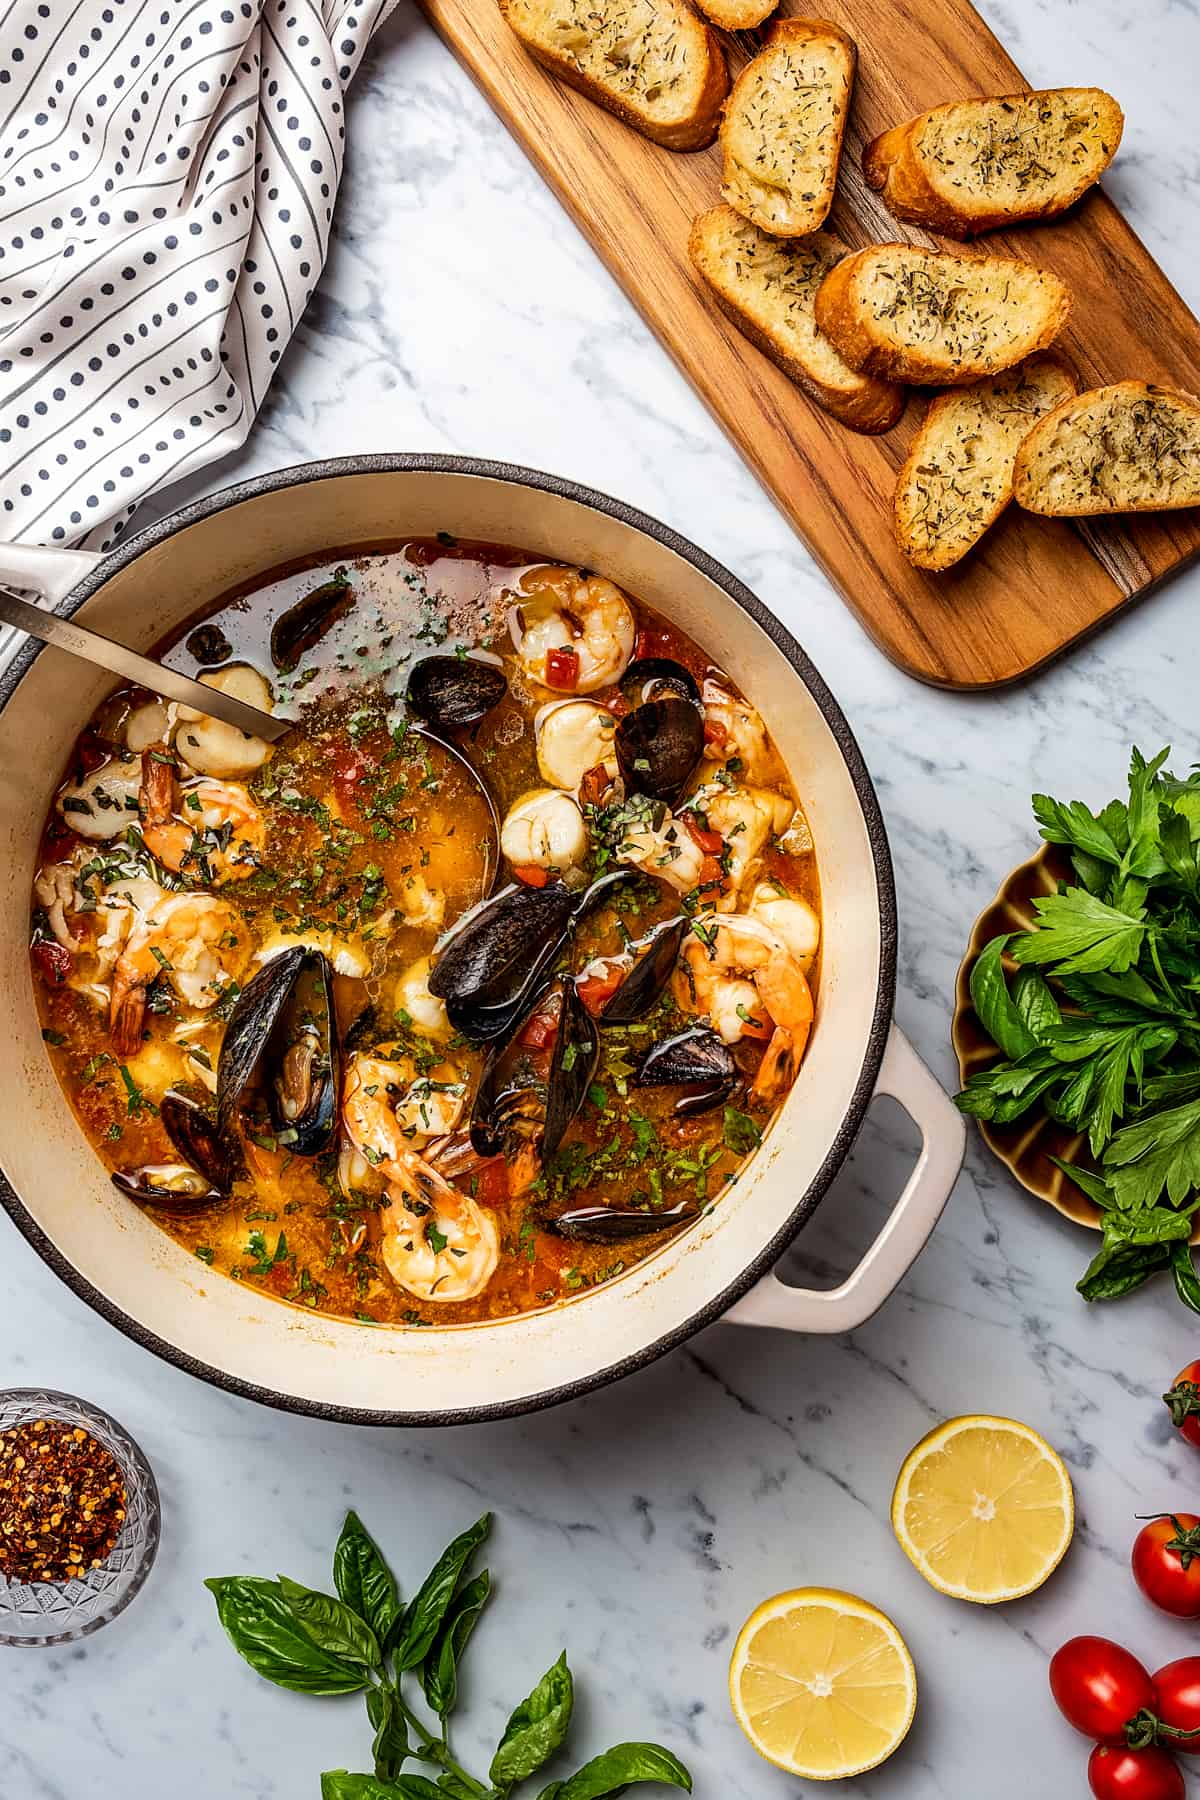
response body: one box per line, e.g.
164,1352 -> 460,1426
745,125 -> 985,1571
0,457 -> 966,1425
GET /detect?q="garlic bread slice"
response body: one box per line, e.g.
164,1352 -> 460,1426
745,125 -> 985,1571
894,354 -> 1078,569
1013,382 -> 1200,516
813,243 -> 1071,385
499,0 -> 729,151
695,0 -> 777,26
720,18 -> 856,236
689,205 -> 904,433
864,88 -> 1124,238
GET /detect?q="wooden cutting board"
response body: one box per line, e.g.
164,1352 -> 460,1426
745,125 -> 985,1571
419,0 -> 1200,690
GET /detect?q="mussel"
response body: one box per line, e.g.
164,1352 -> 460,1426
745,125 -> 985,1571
631,1026 -> 737,1117
270,569 -> 355,672
161,1089 -> 244,1191
406,654 -> 508,730
600,918 -> 687,1025
428,880 -> 576,1044
548,1200 -> 700,1242
217,947 -> 340,1154
615,659 -> 705,806
471,977 -> 599,1167
111,1163 -> 224,1213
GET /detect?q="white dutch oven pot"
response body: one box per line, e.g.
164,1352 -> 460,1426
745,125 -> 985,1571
0,458 -> 965,1424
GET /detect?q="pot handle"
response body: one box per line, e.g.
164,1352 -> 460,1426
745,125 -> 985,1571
0,542 -> 103,672
723,1023 -> 965,1334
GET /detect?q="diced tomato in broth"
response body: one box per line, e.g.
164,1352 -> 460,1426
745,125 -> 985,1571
545,646 -> 580,691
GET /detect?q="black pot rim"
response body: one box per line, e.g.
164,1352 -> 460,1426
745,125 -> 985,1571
0,453 -> 897,1428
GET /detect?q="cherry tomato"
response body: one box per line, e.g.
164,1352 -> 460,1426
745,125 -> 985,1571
578,763 -> 614,809
576,963 -> 624,1016
545,646 -> 579,691
696,853 -> 727,897
634,626 -> 674,662
1050,1638 -> 1156,1743
1163,1363 -> 1200,1449
31,939 -> 72,985
702,717 -> 728,751
1132,1515 -> 1200,1618
682,812 -> 724,856
519,993 -> 561,1051
471,1156 -> 509,1207
512,864 -> 549,889
1153,1659 -> 1200,1752
1088,1745 -> 1184,1800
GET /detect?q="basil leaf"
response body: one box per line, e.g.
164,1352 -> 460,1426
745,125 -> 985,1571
391,1514 -> 491,1671
437,1778 -> 482,1800
490,1652 -> 574,1790
969,936 -> 1036,1061
1172,1244 -> 1200,1316
206,1577 -> 368,1695
392,1780 -> 447,1800
555,1743 -> 692,1800
1077,1237 -> 1170,1303
536,1787 -> 564,1800
278,1574 -> 382,1668
367,1683 -> 409,1781
322,1777 -> 392,1800
1011,967 -> 1062,1043
335,1511 -> 402,1646
422,1569 -> 491,1718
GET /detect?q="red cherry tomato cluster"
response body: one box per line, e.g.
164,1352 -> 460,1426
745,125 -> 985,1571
1051,1639 -> 1200,1799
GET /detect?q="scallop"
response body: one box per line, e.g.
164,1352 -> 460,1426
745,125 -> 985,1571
174,664 -> 276,779
56,758 -> 141,841
394,956 -> 451,1039
748,883 -> 820,975
500,788 -> 588,872
535,700 -> 618,793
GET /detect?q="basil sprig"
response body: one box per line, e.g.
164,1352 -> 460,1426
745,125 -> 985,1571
206,1511 -> 692,1800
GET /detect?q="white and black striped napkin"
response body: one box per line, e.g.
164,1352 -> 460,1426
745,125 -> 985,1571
0,0 -> 399,552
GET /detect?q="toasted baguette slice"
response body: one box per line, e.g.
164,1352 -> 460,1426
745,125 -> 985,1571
498,0 -> 728,151
695,0 -> 777,26
1013,382 -> 1200,516
689,206 -> 904,433
813,243 -> 1071,386
894,354 -> 1078,568
720,19 -> 856,236
864,88 -> 1123,239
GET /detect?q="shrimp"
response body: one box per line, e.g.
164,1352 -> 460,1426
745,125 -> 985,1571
341,1051 -> 496,1303
108,889 -> 247,1056
139,748 -> 265,883
701,680 -> 783,784
748,882 -> 820,976
509,566 -> 635,694
500,788 -> 589,873
34,859 -> 82,951
690,782 -> 794,902
535,699 -> 619,795
379,1152 -> 499,1303
675,911 -> 813,1097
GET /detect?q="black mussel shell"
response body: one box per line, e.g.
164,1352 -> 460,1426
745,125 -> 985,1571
619,658 -> 702,709
600,917 -> 687,1025
186,622 -> 232,666
270,570 -> 355,673
429,881 -> 576,1044
344,1003 -> 381,1054
406,655 -> 507,730
544,979 -> 599,1162
160,1089 -> 243,1192
631,1026 -> 737,1117
615,696 -> 705,806
112,1165 -> 223,1214
217,947 -> 340,1154
548,1201 -> 700,1242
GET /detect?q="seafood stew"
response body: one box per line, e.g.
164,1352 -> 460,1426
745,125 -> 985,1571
29,541 -> 822,1327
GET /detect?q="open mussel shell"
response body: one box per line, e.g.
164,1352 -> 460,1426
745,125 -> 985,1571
406,654 -> 507,730
112,1164 -> 224,1213
631,1026 -> 737,1117
270,570 -> 355,672
544,979 -> 599,1161
615,696 -> 705,806
600,918 -> 687,1025
217,947 -> 340,1155
548,1200 -> 700,1242
619,658 -> 702,709
429,880 -> 576,1044
470,978 -> 598,1165
160,1089 -> 243,1192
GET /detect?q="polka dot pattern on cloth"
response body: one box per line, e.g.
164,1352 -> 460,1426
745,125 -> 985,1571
0,0 -> 399,549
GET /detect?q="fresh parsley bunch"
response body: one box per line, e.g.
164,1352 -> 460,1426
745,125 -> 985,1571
206,1511 -> 692,1800
957,747 -> 1200,1313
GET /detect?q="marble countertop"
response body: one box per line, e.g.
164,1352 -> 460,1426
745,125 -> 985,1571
5,1 -> 1200,1794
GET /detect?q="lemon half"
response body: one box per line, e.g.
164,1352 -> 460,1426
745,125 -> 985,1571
729,1587 -> 917,1781
891,1414 -> 1074,1603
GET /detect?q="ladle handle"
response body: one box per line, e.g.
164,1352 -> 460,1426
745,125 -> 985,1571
0,542 -> 102,676
723,1025 -> 965,1335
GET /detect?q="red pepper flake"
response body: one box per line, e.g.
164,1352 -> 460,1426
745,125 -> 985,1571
0,1419 -> 127,1584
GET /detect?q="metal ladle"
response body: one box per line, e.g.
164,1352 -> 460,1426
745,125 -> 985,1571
0,586 -> 290,743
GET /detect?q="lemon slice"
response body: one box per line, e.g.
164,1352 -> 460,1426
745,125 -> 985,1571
891,1414 -> 1074,1603
728,1587 -> 916,1781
